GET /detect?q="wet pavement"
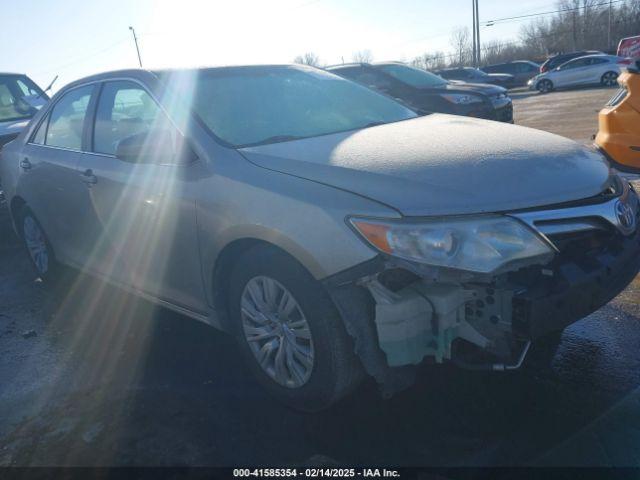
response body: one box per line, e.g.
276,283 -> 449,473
1,201 -> 640,467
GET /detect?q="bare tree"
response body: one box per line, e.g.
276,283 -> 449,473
410,51 -> 447,71
449,27 -> 471,67
293,52 -> 322,67
352,49 -> 373,63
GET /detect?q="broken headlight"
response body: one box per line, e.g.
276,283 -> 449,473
350,216 -> 554,274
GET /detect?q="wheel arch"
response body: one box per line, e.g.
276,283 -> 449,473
9,195 -> 26,237
210,234 -> 327,332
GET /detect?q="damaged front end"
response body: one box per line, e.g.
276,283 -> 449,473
326,180 -> 640,396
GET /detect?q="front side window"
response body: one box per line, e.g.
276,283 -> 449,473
93,81 -> 168,155
377,64 -> 447,88
167,66 -> 416,148
46,85 -> 94,150
0,75 -> 45,123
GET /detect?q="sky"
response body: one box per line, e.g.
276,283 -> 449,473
2,0 -> 559,92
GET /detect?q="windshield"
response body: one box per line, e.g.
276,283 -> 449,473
0,75 -> 46,123
377,64 -> 447,88
177,66 -> 416,147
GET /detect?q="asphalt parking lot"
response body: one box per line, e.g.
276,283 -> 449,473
2,85 -> 640,468
512,85 -> 616,144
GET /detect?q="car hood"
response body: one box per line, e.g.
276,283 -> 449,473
443,81 -> 506,95
0,119 -> 29,138
238,115 -> 611,217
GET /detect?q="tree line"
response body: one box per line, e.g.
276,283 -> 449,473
294,0 -> 640,70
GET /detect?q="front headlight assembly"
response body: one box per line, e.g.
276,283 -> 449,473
350,216 -> 554,274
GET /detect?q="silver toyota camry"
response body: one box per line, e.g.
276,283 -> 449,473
1,65 -> 639,410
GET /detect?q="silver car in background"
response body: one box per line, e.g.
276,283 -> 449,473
1,65 -> 639,410
529,54 -> 631,93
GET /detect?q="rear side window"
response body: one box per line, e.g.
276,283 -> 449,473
589,57 -> 608,65
46,85 -> 94,150
341,68 -> 394,90
93,81 -> 166,155
31,113 -> 49,144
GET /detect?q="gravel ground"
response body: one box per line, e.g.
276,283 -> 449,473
1,86 -> 640,467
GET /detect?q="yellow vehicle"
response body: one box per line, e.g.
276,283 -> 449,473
596,60 -> 640,173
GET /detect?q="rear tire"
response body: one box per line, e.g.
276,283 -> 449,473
17,206 -> 60,285
536,79 -> 553,93
228,245 -> 364,411
601,71 -> 618,87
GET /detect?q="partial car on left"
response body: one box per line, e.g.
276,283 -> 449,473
0,73 -> 49,148
0,73 -> 49,201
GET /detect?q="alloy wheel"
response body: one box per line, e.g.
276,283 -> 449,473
537,80 -> 552,93
23,216 -> 49,275
240,276 -> 315,388
602,72 -> 618,87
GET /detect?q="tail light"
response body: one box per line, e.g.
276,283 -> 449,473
540,65 -> 548,73
618,58 -> 632,65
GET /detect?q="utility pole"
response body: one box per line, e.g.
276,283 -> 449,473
129,26 -> 143,68
608,0 -> 612,52
474,0 -> 481,66
472,0 -> 477,67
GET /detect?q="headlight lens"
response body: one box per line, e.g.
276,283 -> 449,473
350,216 -> 554,273
440,93 -> 484,105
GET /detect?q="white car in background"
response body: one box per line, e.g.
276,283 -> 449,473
529,54 -> 631,93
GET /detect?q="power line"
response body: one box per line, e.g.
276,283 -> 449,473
34,38 -> 129,76
483,0 -> 627,26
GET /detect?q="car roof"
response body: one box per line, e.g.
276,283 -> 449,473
325,63 -> 370,70
566,54 -> 612,61
58,65 -> 322,91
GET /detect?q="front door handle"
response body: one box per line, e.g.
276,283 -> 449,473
81,169 -> 98,186
19,158 -> 31,170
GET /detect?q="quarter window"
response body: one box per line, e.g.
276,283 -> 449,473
93,81 -> 168,155
45,85 -> 93,150
32,113 -> 49,145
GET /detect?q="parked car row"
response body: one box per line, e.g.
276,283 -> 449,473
327,62 -> 513,122
2,63 -> 640,411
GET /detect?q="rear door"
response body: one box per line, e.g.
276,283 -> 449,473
18,84 -> 96,264
584,57 -> 611,83
75,79 -> 208,312
555,58 -> 590,87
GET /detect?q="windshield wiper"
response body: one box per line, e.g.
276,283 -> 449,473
240,134 -> 307,148
362,121 -> 386,128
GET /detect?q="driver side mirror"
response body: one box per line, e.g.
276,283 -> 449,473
116,129 -> 197,165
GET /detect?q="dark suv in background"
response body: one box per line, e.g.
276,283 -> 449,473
433,66 -> 515,88
482,61 -> 540,86
327,62 -> 513,123
540,50 -> 604,73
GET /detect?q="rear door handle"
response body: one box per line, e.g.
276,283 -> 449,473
81,169 -> 98,186
19,158 -> 31,170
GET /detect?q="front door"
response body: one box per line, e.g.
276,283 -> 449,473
75,80 -> 208,313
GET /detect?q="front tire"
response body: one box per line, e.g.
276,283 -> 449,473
536,79 -> 553,93
601,71 -> 618,87
228,245 -> 364,411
